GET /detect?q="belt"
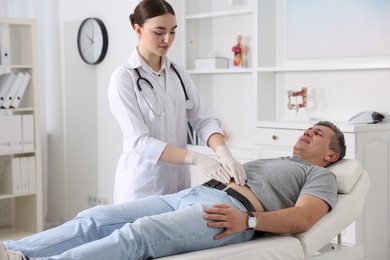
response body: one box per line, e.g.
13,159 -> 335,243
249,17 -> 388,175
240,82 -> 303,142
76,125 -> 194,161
203,179 -> 256,212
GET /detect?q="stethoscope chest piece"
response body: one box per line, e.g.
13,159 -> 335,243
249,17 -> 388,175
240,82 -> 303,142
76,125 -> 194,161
186,100 -> 194,110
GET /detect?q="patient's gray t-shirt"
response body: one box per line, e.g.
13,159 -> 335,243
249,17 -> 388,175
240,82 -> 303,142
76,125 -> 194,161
244,156 -> 337,211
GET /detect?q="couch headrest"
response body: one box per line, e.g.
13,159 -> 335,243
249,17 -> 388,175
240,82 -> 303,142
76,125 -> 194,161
327,159 -> 363,194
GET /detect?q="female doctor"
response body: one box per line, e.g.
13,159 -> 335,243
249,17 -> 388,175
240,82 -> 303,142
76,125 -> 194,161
108,0 -> 246,204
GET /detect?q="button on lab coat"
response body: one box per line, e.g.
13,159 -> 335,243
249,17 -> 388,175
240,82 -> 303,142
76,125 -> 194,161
108,50 -> 222,203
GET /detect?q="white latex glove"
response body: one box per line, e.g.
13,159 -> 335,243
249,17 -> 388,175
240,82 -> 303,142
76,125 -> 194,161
185,150 -> 230,184
216,145 -> 247,186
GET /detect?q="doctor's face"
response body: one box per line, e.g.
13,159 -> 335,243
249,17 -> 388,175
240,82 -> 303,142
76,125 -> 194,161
135,13 -> 177,58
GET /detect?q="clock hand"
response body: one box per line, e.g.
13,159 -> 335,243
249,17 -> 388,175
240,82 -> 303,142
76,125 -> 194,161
85,34 -> 95,44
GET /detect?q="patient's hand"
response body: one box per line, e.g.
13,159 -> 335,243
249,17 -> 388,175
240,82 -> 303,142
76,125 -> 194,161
204,204 -> 248,240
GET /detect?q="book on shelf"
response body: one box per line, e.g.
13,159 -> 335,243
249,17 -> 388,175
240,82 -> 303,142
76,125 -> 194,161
1,72 -> 24,109
0,73 -> 16,107
0,23 -> 11,65
10,72 -> 31,109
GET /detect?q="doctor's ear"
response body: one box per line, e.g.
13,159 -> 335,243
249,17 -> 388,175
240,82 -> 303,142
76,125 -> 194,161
133,24 -> 142,38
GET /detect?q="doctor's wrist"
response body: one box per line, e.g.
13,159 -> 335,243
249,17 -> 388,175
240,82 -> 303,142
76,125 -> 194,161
184,150 -> 200,165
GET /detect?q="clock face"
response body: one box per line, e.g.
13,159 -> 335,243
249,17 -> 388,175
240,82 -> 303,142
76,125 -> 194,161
77,18 -> 108,65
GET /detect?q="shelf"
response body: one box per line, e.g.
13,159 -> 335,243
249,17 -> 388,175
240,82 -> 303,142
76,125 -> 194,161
255,120 -> 390,133
257,64 -> 390,72
0,65 -> 34,69
0,192 -> 36,200
0,17 -> 35,25
186,9 -> 253,20
0,150 -> 35,156
0,227 -> 34,241
0,108 -> 34,113
189,68 -> 253,75
0,17 -> 43,239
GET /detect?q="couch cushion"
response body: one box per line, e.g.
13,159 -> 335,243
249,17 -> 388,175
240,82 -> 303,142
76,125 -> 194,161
295,162 -> 369,258
158,236 -> 304,260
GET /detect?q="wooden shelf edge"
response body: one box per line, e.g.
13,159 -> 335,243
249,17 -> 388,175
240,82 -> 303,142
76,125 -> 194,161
0,227 -> 35,241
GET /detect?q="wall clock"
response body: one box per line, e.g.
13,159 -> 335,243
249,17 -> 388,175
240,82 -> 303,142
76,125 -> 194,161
77,17 -> 108,65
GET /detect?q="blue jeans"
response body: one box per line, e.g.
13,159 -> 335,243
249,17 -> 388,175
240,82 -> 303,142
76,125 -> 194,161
4,185 -> 254,260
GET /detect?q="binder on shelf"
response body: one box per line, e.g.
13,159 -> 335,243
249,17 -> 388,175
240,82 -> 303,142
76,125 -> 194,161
186,123 -> 203,146
10,72 -> 31,109
0,24 -> 11,65
28,156 -> 36,192
0,115 -> 9,152
0,115 -> 23,152
187,123 -> 195,145
22,114 -> 34,151
0,156 -> 36,195
1,72 -> 24,109
0,73 -> 16,107
20,157 -> 29,193
1,157 -> 22,194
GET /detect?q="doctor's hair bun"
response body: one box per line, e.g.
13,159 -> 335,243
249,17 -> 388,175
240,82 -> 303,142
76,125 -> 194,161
129,0 -> 175,28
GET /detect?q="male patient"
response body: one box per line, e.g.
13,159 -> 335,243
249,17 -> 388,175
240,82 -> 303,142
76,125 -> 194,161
1,121 -> 346,260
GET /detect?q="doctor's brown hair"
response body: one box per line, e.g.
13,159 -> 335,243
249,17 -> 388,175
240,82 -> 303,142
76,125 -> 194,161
129,0 -> 175,28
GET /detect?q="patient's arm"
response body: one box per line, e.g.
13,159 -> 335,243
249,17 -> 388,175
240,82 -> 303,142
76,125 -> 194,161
204,194 -> 330,240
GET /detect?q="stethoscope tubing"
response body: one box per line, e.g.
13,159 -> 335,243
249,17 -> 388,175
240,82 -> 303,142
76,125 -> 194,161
134,65 -> 193,117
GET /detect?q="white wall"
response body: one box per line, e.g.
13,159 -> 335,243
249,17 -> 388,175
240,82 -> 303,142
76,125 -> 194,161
53,0 -> 135,220
52,0 -> 182,222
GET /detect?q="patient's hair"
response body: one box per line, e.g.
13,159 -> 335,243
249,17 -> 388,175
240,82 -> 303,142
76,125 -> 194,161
129,0 -> 175,28
316,121 -> 346,163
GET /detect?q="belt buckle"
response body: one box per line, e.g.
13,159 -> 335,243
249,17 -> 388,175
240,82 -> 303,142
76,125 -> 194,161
208,179 -> 220,188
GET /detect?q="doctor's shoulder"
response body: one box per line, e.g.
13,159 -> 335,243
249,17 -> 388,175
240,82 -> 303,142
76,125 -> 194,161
109,64 -> 137,91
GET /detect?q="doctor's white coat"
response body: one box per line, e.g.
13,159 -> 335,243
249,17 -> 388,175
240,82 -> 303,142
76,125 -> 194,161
108,50 -> 222,203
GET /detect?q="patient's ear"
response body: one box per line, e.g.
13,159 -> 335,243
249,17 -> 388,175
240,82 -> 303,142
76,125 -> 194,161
325,152 -> 339,163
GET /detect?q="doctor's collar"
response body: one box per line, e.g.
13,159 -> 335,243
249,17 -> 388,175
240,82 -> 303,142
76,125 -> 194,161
139,56 -> 167,77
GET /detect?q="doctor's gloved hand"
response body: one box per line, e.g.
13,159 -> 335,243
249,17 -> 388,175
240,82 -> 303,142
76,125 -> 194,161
185,150 -> 231,184
216,145 -> 247,186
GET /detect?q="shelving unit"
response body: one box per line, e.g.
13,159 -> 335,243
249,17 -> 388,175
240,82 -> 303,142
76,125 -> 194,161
180,0 -> 284,147
0,17 -> 43,240
181,0 -> 259,150
182,0 -> 390,129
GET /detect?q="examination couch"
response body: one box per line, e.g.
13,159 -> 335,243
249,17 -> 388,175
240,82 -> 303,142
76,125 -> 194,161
160,159 -> 369,260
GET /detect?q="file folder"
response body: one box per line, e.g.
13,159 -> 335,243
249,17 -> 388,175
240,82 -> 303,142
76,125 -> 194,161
0,115 -> 23,152
10,72 -> 31,109
12,157 -> 21,194
0,115 -> 9,152
28,156 -> 36,192
1,72 -> 24,109
0,73 -> 16,107
20,157 -> 29,193
0,24 -> 11,65
22,114 -> 34,151
1,157 -> 22,194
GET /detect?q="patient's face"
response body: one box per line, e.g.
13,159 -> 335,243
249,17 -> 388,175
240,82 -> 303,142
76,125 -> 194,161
293,125 -> 336,160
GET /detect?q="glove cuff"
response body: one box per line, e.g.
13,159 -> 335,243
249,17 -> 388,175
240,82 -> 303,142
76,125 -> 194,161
216,145 -> 232,159
185,150 -> 200,165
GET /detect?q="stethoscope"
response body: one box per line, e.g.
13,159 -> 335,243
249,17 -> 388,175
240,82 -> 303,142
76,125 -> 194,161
134,64 -> 194,117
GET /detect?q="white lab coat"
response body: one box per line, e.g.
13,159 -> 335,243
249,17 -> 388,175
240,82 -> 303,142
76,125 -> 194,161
108,50 -> 222,203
